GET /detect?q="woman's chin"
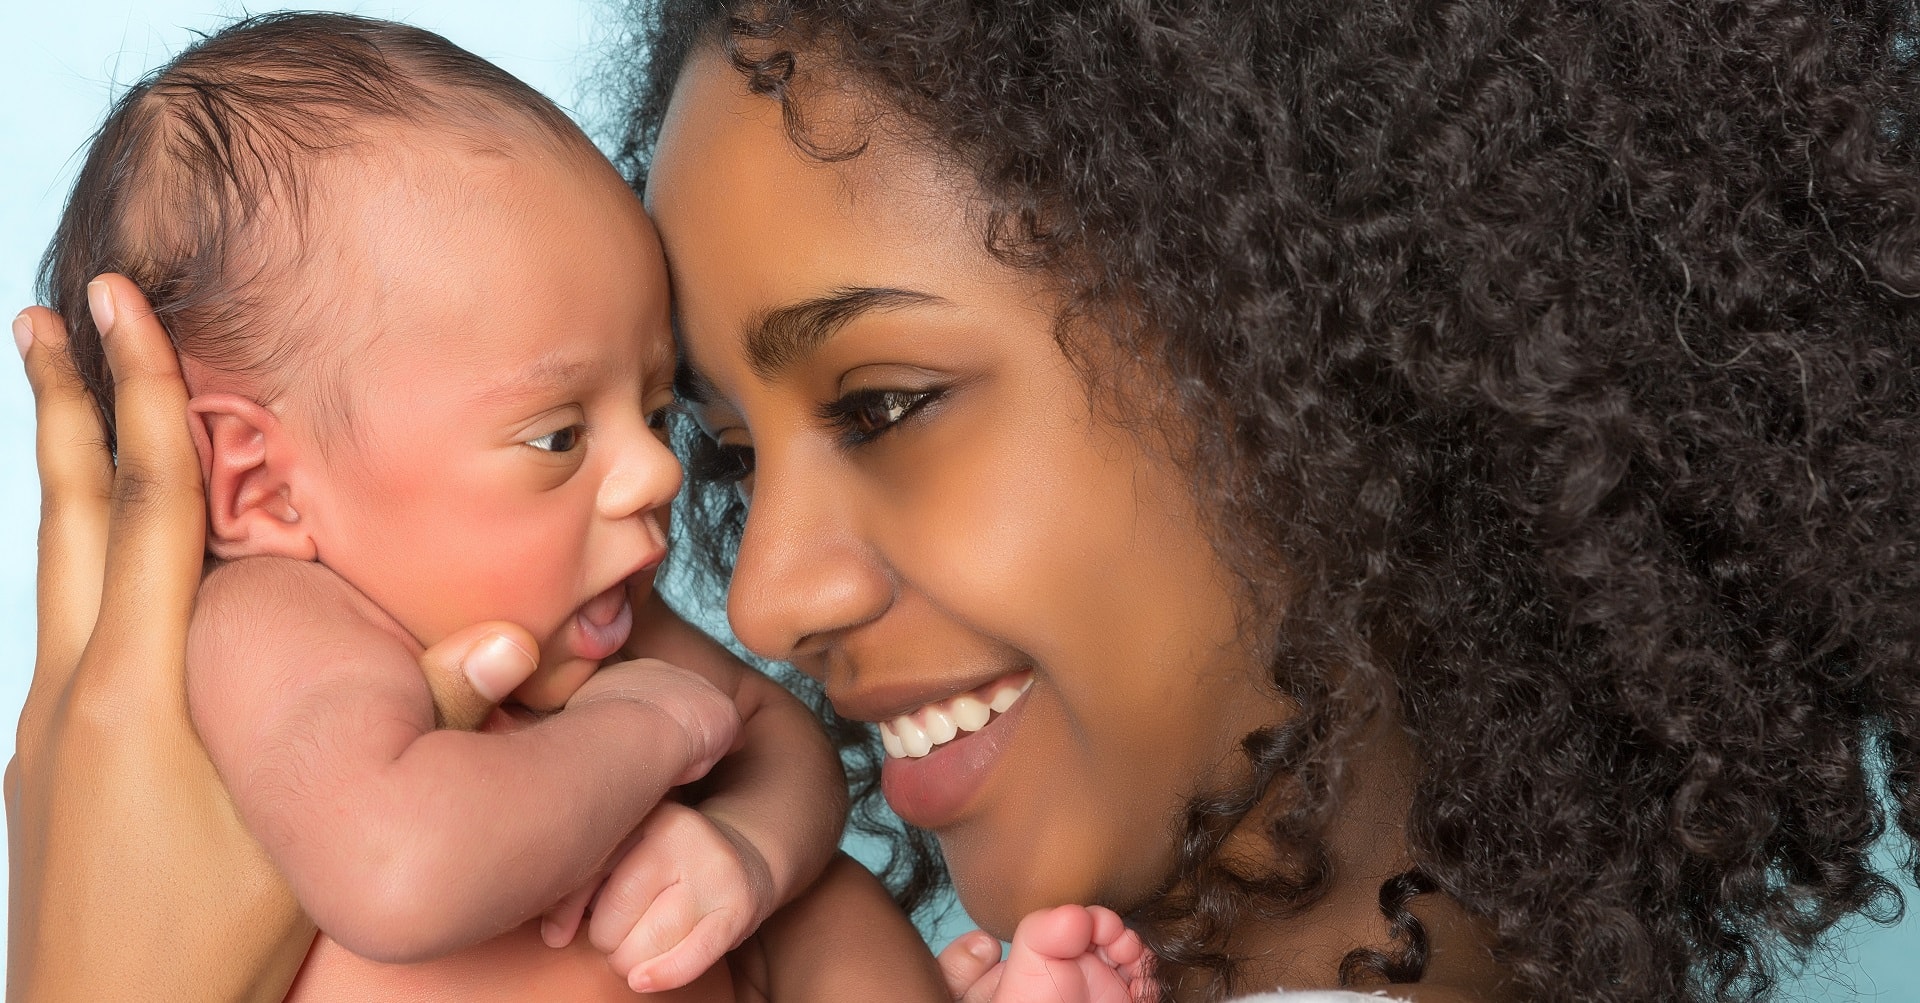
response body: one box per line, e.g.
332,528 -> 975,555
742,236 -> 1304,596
940,844 -> 1054,942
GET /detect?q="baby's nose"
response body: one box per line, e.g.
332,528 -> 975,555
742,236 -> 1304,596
597,434 -> 684,520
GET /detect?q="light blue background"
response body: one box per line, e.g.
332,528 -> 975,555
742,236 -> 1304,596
1,3 -> 1913,996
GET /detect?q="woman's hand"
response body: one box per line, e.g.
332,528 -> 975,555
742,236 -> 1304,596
5,275 -> 538,1001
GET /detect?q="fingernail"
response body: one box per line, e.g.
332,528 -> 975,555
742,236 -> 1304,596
970,936 -> 1000,963
12,314 -> 31,359
87,280 -> 116,336
463,633 -> 536,702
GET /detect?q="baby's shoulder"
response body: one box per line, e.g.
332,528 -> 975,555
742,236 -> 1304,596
197,557 -> 402,643
202,555 -> 351,611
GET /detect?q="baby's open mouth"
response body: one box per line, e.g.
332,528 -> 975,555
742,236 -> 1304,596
568,580 -> 634,662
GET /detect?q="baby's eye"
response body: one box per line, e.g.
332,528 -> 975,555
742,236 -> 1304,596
527,425 -> 583,453
645,403 -> 679,444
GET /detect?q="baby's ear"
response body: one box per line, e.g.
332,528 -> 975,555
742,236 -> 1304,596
187,393 -> 317,562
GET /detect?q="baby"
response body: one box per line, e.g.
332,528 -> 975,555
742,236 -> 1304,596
45,12 -> 1152,1003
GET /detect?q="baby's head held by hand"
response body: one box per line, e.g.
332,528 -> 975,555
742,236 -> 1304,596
45,13 -> 680,708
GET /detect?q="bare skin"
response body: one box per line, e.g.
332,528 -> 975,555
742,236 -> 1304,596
178,132 -> 839,989
941,906 -> 1156,1003
10,277 -> 330,1001
10,37 -> 1509,1003
10,280 -> 949,1003
648,46 -> 1513,1000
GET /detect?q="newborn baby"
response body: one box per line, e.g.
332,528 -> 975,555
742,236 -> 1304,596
47,13 -> 837,997
46,12 -> 1154,1003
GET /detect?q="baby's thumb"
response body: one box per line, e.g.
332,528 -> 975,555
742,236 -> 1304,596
419,621 -> 540,730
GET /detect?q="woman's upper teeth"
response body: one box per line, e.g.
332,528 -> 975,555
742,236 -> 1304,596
878,675 -> 1032,759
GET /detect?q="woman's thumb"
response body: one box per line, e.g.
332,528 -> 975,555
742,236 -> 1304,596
419,621 -> 540,730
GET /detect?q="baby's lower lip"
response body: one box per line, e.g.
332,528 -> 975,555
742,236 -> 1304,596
879,685 -> 1029,830
568,582 -> 633,662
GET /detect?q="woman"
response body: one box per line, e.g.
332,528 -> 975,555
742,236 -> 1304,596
14,0 -> 1920,1000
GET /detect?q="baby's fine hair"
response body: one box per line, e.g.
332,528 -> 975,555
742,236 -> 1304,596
40,11 -> 594,446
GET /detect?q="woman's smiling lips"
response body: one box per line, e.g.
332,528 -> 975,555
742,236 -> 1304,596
867,671 -> 1033,829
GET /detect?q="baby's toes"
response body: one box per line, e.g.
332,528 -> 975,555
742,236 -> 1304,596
1085,906 -> 1127,949
1095,927 -> 1148,969
1009,904 -> 1097,962
939,931 -> 1004,999
1075,952 -> 1145,1003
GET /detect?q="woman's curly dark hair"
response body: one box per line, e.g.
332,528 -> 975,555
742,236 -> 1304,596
610,1 -> 1920,999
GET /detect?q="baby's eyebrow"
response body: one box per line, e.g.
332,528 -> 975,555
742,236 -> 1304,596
474,355 -> 595,408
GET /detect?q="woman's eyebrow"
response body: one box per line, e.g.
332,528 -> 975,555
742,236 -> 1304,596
743,286 -> 944,378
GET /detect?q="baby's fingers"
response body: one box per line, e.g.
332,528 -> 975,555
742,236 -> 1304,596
542,880 -> 599,948
613,895 -> 741,993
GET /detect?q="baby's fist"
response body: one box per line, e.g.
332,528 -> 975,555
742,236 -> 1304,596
586,800 -> 773,992
569,657 -> 740,785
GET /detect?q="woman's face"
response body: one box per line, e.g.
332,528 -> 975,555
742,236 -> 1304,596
648,48 -> 1288,937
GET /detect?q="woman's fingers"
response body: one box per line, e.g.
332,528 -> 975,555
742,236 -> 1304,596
416,621 -> 540,731
83,274 -> 205,693
10,275 -> 315,1000
17,306 -> 112,696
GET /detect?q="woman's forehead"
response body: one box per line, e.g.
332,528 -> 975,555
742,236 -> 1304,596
648,48 -> 1038,378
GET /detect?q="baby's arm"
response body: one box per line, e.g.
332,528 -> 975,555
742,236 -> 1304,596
627,590 -> 848,908
554,591 -> 847,989
729,853 -> 949,1002
187,557 -> 739,964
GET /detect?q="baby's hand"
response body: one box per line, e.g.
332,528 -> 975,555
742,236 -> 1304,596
556,799 -> 773,992
567,657 -> 741,785
940,905 -> 1156,1003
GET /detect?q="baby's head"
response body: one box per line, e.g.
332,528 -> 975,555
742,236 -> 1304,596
44,13 -> 681,707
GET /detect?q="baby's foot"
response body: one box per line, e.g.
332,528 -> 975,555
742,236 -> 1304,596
992,904 -> 1154,1003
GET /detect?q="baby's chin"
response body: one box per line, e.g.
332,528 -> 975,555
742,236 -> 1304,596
499,654 -> 604,720
492,583 -> 637,718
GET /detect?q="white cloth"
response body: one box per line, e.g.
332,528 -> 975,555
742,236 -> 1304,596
1228,983 -> 1413,991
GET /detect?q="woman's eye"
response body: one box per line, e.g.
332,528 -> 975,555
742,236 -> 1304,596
822,388 -> 942,445
692,441 -> 755,484
527,425 -> 583,453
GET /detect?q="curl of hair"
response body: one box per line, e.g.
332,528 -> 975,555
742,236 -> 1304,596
615,1 -> 1920,1000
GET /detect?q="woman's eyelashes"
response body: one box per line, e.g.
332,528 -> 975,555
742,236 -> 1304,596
686,385 -> 945,491
817,386 -> 946,447
700,442 -> 756,486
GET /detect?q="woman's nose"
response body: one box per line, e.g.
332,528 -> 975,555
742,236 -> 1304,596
725,454 -> 891,664
597,427 -> 684,522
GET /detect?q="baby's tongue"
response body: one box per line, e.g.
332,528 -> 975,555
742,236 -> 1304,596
567,581 -> 635,663
580,581 -> 627,628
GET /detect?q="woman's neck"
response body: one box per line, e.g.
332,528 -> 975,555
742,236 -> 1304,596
1183,715 -> 1516,1001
